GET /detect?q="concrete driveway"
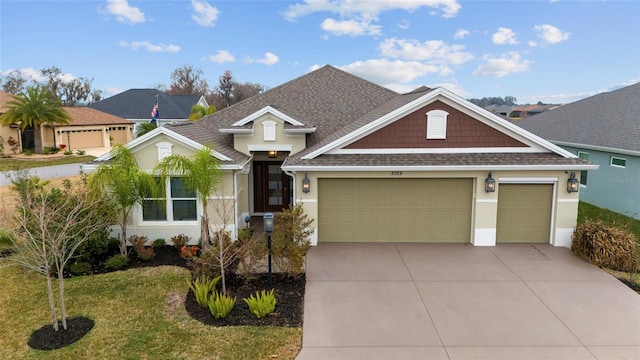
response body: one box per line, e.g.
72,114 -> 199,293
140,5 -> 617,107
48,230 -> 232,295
297,243 -> 640,360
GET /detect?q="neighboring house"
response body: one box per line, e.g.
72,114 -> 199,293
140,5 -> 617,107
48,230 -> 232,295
49,107 -> 133,150
510,104 -> 559,118
0,91 -> 133,154
0,91 -> 20,155
86,65 -> 594,247
516,82 -> 640,219
485,104 -> 514,118
88,89 -> 207,136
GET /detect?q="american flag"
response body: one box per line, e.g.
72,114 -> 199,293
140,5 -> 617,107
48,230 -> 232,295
150,97 -> 159,123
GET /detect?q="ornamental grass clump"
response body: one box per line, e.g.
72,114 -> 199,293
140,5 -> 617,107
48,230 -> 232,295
208,291 -> 236,319
243,289 -> 277,318
572,220 -> 638,272
187,274 -> 221,307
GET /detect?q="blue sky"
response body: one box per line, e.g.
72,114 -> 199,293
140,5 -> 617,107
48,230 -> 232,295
1,0 -> 639,104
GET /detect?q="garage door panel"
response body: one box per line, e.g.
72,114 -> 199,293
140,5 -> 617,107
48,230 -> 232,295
496,184 -> 553,244
318,178 -> 472,243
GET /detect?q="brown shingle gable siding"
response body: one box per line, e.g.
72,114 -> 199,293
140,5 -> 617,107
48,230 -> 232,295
345,101 -> 527,149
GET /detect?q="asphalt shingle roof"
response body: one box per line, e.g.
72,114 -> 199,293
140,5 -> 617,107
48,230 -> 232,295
63,107 -> 132,126
165,65 -> 584,168
88,89 -> 201,119
516,83 -> 640,153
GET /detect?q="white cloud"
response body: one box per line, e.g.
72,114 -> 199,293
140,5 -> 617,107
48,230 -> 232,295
321,18 -> 381,36
191,0 -> 220,27
284,0 -> 461,36
209,50 -> 235,63
534,24 -> 570,44
454,29 -> 469,39
1,67 -> 77,84
105,0 -> 145,24
492,27 -> 518,45
379,38 -> 474,65
397,19 -> 410,30
119,41 -> 180,53
105,86 -> 124,97
340,59 -> 442,85
472,52 -> 531,77
248,52 -> 280,65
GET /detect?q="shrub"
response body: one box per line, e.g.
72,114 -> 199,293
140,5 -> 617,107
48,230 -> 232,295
181,245 -> 199,259
63,149 -> 73,155
208,291 -> 236,319
236,229 -> 267,274
69,262 -> 91,275
105,254 -> 129,270
7,136 -> 19,154
272,203 -> 313,275
152,238 -> 166,248
129,235 -> 155,261
75,227 -> 112,262
42,147 -> 51,155
572,220 -> 638,272
76,149 -> 86,155
171,234 -> 190,250
187,274 -> 221,307
243,289 -> 277,318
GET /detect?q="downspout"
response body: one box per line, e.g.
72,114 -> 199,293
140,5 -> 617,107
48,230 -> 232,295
234,155 -> 253,240
282,156 -> 297,204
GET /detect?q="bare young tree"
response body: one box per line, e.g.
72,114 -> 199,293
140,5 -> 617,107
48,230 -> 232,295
1,176 -> 114,331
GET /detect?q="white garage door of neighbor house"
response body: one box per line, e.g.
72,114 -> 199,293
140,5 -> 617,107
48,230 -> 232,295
496,183 -> 553,243
318,178 -> 473,243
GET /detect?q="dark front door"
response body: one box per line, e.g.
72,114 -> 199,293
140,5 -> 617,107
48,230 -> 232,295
253,161 -> 291,213
21,126 -> 35,151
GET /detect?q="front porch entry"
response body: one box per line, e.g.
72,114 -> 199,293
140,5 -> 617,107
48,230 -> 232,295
252,160 -> 291,213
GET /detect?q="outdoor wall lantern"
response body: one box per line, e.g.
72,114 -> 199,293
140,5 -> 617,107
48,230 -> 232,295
268,150 -> 277,158
485,172 -> 496,193
263,212 -> 275,288
567,172 -> 579,193
302,173 -> 311,193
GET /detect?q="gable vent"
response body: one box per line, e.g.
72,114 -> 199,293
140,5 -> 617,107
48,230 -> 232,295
426,109 -> 448,139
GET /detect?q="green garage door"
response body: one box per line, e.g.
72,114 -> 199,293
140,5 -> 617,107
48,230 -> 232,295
496,184 -> 553,243
318,178 -> 473,242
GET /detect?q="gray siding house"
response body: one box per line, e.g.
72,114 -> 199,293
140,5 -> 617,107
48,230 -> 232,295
517,83 -> 640,219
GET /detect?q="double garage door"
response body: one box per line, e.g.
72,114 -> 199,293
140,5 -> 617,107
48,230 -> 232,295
318,178 -> 473,242
318,178 -> 553,244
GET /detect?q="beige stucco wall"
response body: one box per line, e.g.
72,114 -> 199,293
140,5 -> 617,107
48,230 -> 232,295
295,169 -> 580,247
0,126 -> 20,154
233,114 -> 306,156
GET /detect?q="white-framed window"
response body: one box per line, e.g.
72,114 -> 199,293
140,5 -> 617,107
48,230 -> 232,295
426,109 -> 448,139
142,177 -> 197,222
610,156 -> 626,168
578,151 -> 589,186
263,121 -> 276,141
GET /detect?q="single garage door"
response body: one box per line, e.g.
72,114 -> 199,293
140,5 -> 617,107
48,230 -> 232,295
318,178 -> 472,242
496,184 -> 553,243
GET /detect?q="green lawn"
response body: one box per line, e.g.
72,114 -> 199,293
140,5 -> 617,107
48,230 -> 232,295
0,265 -> 301,359
578,201 -> 640,242
0,155 -> 95,171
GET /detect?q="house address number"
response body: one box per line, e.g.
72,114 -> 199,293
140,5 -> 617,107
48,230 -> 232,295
391,171 -> 403,176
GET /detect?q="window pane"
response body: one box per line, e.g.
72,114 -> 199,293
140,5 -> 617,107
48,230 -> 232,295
580,171 -> 588,186
143,200 -> 167,221
173,200 -> 197,221
171,177 -> 196,197
611,157 -> 626,167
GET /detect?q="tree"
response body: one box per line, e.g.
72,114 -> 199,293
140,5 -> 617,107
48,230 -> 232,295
89,145 -> 159,256
1,69 -> 29,94
135,122 -> 157,138
0,85 -> 71,153
154,146 -> 221,253
207,70 -> 267,109
2,175 -> 114,331
189,104 -> 216,121
168,65 -> 209,96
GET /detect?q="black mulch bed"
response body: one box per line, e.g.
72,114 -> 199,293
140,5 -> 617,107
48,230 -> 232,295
618,278 -> 640,292
126,246 -> 189,269
185,272 -> 305,327
28,317 -> 95,350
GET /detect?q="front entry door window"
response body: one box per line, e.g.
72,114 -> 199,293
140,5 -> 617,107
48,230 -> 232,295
254,161 -> 291,213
